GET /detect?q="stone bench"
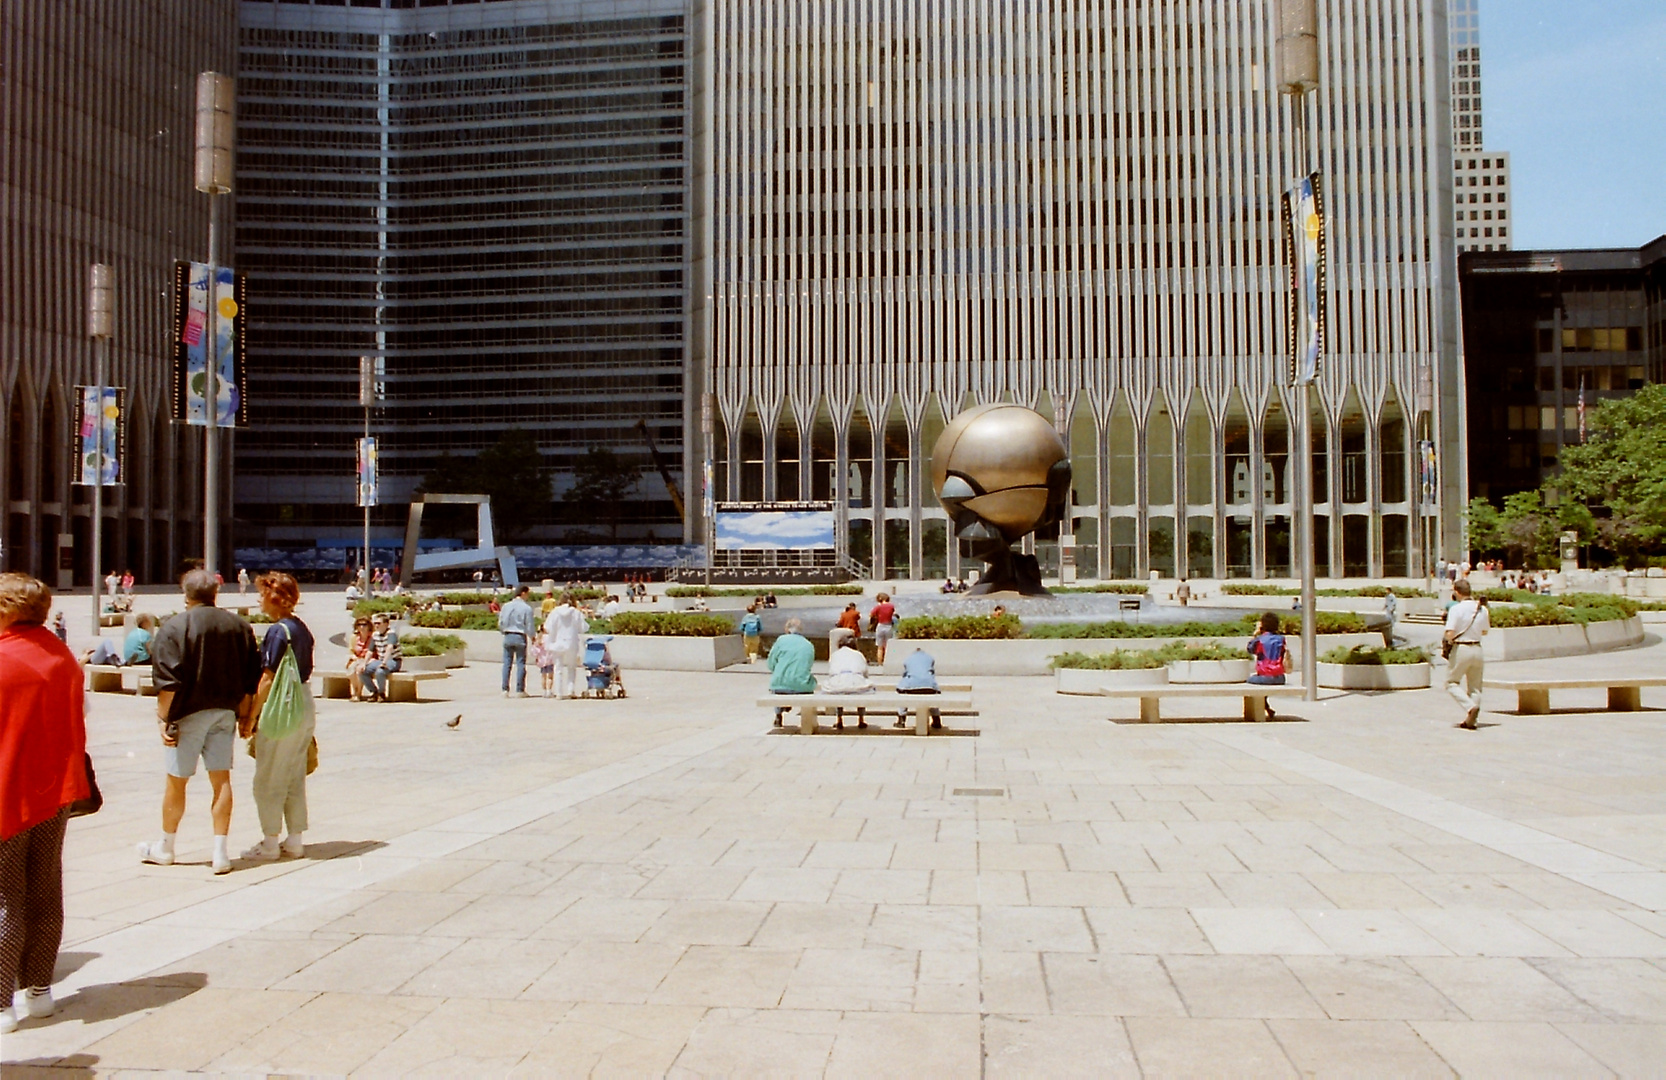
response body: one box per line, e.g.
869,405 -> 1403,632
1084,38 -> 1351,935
757,691 -> 975,735
86,664 -> 156,696
1481,676 -> 1666,715
320,669 -> 448,703
1098,683 -> 1307,723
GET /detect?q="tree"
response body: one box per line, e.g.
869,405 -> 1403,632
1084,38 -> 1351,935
1554,384 -> 1666,563
1498,490 -> 1558,569
566,446 -> 641,539
1465,496 -> 1503,561
418,429 -> 552,542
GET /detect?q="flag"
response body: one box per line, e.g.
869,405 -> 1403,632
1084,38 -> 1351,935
74,386 -> 124,486
357,437 -> 378,508
1281,173 -> 1327,385
1577,379 -> 1586,444
172,261 -> 247,427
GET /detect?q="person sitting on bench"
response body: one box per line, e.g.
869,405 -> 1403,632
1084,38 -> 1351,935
85,614 -> 156,667
767,618 -> 816,726
824,628 -> 873,729
894,648 -> 943,729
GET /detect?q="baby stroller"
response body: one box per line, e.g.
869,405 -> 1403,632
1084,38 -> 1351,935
581,636 -> 627,699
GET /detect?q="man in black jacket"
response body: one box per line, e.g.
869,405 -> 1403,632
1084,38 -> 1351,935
139,569 -> 261,874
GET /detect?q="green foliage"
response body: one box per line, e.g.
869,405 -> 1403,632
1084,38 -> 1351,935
1466,497 -> 1504,559
895,614 -> 1023,640
663,584 -> 865,598
1554,383 -> 1666,562
408,610 -> 501,631
352,597 -> 415,618
244,612 -> 274,625
1026,611 -> 1365,640
400,633 -> 464,657
1221,584 -> 1288,595
1319,645 -> 1428,665
420,429 -> 553,542
1488,603 -> 1576,628
1051,642 -> 1246,670
1050,582 -> 1151,595
605,611 -> 734,637
565,446 -> 641,539
1222,583 -> 1429,598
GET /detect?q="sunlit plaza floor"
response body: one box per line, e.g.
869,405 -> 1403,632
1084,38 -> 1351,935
6,594 -> 1666,1076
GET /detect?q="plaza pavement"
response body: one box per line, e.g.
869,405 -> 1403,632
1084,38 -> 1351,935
5,596 -> 1666,1075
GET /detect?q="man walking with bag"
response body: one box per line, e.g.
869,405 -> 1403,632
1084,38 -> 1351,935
1443,578 -> 1490,729
141,570 -> 261,874
499,584 -> 537,698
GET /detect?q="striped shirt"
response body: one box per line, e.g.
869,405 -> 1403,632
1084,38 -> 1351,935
372,629 -> 402,664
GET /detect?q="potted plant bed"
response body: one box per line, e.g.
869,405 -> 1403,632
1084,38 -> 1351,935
1053,650 -> 1170,694
1317,645 -> 1431,690
1163,644 -> 1253,684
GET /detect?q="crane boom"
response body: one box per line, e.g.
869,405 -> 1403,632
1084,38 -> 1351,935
634,418 -> 686,520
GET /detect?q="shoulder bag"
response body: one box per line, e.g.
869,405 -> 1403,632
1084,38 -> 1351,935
1441,604 -> 1482,661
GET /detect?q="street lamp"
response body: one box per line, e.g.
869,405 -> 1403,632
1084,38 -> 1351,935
195,71 -> 234,575
1278,0 -> 1321,702
87,264 -> 113,632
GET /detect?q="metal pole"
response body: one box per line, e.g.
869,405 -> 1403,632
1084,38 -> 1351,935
364,401 -> 373,599
88,263 -> 113,634
703,392 -> 714,588
203,197 -> 220,576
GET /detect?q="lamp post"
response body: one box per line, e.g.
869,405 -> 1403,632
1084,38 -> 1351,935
702,392 -> 715,588
360,354 -> 377,598
1278,0 -> 1320,702
88,264 -> 113,632
195,71 -> 234,575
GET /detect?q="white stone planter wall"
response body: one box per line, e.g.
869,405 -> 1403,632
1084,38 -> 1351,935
881,632 -> 1381,677
401,654 -> 450,673
1481,616 -> 1643,662
1055,666 -> 1168,695
453,628 -> 744,670
1317,662 -> 1432,690
1166,659 -> 1254,684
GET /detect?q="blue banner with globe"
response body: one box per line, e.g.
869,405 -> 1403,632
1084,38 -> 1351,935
74,385 -> 123,486
171,260 -> 246,427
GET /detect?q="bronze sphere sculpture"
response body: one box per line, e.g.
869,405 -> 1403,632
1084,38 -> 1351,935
931,403 -> 1072,596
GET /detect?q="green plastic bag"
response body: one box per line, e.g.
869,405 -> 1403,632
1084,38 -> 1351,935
258,623 -> 314,740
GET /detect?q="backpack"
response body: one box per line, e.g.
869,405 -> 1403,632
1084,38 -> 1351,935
257,622 -> 314,740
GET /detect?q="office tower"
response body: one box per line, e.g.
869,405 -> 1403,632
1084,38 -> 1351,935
1449,0 -> 1511,252
1462,236 -> 1666,501
233,0 -> 690,557
0,0 -> 237,585
696,0 -> 1464,582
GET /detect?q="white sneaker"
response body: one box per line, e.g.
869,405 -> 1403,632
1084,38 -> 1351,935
137,841 -> 174,866
0,1006 -> 16,1035
280,838 -> 305,858
241,840 -> 280,861
212,853 -> 232,875
22,987 -> 55,1019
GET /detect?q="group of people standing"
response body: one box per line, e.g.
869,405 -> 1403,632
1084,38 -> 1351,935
498,585 -> 590,698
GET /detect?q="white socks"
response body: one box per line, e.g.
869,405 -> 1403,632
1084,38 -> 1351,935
282,832 -> 304,856
161,832 -> 177,856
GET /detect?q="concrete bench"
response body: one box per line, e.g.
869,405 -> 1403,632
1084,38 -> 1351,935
757,691 -> 975,735
320,669 -> 448,703
1098,683 -> 1306,723
86,664 -> 156,696
1482,676 -> 1666,715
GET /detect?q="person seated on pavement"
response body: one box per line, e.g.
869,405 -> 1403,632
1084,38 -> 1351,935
86,613 -> 156,667
766,617 -> 816,725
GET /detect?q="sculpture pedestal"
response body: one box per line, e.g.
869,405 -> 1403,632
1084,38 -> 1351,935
962,543 -> 1050,597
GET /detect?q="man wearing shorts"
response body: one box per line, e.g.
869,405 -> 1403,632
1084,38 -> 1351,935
140,570 -> 261,874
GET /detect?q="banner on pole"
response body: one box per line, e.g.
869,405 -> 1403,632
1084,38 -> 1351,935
171,260 -> 247,427
357,437 -> 379,508
74,386 -> 124,486
1419,439 -> 1438,508
1281,172 -> 1327,385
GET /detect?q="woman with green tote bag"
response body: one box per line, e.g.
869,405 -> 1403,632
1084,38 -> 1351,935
242,573 -> 316,861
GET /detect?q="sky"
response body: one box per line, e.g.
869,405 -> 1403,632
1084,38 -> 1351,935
1484,0 -> 1666,250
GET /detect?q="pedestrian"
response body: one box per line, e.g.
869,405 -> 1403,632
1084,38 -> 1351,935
836,602 -> 861,640
242,572 -> 314,861
532,632 -> 556,697
85,613 -> 155,667
51,611 -> 66,643
103,570 -> 119,604
0,573 -> 89,1034
766,617 -> 816,725
498,584 -> 536,698
1383,587 -> 1398,627
1176,578 -> 1191,606
867,592 -> 897,665
539,579 -> 559,621
237,567 -> 250,596
344,616 -> 374,702
543,591 -> 587,699
140,569 -> 261,875
360,612 -> 403,702
120,570 -> 134,598
1443,578 -> 1490,729
739,604 -> 764,663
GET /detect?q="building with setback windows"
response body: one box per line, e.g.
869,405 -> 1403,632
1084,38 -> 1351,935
695,0 -> 1464,581
1448,0 -> 1511,253
233,0 -> 689,553
1,0 -> 237,586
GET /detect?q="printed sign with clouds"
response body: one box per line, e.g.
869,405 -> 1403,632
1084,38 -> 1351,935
716,511 -> 836,550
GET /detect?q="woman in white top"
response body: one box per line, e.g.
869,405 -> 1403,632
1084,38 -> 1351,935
1443,579 -> 1490,729
824,628 -> 872,729
542,593 -> 589,699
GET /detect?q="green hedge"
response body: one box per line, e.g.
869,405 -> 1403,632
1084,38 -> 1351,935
1051,642 -> 1244,670
1025,611 -> 1366,639
401,632 -> 464,657
1050,582 -> 1150,595
409,610 -> 500,631
353,597 -> 416,618
1222,584 -> 1430,599
664,584 -> 865,598
895,614 -> 1023,640
1320,645 -> 1428,665
604,611 -> 735,637
433,588 -> 604,605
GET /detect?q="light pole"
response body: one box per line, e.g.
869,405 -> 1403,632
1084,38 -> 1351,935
195,71 -> 234,575
1278,0 -> 1320,701
702,392 -> 715,588
88,264 -> 113,632
360,354 -> 377,598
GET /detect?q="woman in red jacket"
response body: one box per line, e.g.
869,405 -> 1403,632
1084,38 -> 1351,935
0,573 -> 88,1034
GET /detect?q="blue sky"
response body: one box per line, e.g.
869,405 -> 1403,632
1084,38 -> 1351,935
1485,0 -> 1666,250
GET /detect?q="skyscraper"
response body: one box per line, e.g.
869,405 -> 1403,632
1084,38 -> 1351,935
1449,0 -> 1511,253
233,0 -> 690,556
695,0 -> 1464,581
0,0 -> 237,585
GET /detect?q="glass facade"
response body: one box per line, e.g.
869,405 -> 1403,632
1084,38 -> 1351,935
234,0 -> 689,547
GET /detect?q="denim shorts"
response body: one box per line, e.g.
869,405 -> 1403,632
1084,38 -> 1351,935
164,708 -> 237,777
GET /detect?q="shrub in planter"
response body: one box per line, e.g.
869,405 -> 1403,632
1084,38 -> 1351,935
353,597 -> 414,618
1050,649 -> 1168,670
410,609 -> 467,629
401,633 -> 465,657
1026,617 -> 1256,639
1319,645 -> 1428,665
1222,584 -> 1290,596
1051,582 -> 1151,595
664,584 -> 864,598
606,611 -> 734,637
1488,604 -> 1575,629
895,614 -> 1023,640
1160,643 -> 1246,662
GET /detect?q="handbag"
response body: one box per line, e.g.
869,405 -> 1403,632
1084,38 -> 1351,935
1441,604 -> 1482,661
257,622 -> 315,741
68,753 -> 103,817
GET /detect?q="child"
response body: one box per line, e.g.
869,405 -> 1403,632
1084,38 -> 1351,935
739,604 -> 763,662
531,634 -> 556,697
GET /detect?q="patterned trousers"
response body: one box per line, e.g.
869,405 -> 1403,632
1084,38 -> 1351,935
0,806 -> 68,992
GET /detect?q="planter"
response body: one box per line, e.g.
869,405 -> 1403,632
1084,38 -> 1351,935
1055,666 -> 1168,695
1166,658 -> 1253,684
453,628 -> 743,670
880,632 -> 1382,677
443,646 -> 467,669
401,654 -> 450,673
1482,617 -> 1642,662
1318,662 -> 1432,690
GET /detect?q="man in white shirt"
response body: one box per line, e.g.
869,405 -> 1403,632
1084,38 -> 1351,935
1443,578 -> 1490,729
543,593 -> 589,699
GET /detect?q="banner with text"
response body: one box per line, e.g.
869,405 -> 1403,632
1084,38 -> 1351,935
74,386 -> 124,486
171,260 -> 247,427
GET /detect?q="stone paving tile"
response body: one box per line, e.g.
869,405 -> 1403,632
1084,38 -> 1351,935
1411,1020 -> 1616,1077
1163,955 -> 1328,1019
982,1014 -> 1140,1077
1285,956 -> 1468,1021
1553,1023 -> 1666,1077
1126,1017 -> 1298,1077
1267,1018 -> 1457,1077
